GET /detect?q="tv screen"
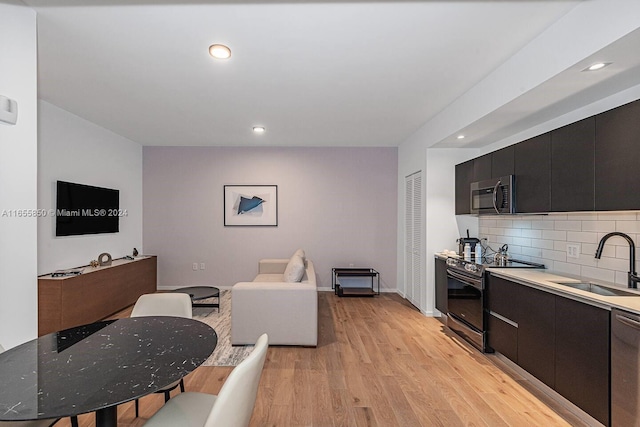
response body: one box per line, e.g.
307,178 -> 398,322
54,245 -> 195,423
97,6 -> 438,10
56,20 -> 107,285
56,181 -> 120,236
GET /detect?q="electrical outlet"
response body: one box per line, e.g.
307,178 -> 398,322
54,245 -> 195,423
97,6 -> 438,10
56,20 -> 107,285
192,263 -> 198,271
200,263 -> 205,270
567,244 -> 580,259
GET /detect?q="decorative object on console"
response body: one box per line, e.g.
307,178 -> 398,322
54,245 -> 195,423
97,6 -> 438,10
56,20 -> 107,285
98,252 -> 112,266
133,247 -> 139,257
89,260 -> 100,268
51,268 -> 84,277
224,185 -> 278,226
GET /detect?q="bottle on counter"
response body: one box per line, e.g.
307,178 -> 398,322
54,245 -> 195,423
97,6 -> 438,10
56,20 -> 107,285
475,244 -> 483,263
464,243 -> 471,261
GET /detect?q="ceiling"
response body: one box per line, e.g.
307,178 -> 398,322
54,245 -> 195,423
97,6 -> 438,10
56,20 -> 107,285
19,1 -> 640,148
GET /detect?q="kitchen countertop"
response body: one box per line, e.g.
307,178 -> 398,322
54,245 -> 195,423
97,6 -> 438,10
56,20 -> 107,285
435,252 -> 640,314
488,268 -> 640,315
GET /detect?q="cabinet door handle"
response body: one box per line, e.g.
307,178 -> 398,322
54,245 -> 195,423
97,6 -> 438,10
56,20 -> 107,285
616,313 -> 640,329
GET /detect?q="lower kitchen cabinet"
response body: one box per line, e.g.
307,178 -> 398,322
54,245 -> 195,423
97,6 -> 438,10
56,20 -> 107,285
486,274 -> 610,426
517,284 -> 556,389
555,297 -> 610,426
487,314 -> 517,362
434,257 -> 448,314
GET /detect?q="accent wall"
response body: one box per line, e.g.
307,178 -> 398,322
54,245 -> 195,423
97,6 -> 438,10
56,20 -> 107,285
143,146 -> 398,291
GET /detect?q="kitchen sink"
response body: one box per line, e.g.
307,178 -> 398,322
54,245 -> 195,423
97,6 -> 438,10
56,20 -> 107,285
553,281 -> 639,297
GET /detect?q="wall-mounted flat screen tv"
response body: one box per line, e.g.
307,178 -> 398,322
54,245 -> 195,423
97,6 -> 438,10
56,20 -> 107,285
56,181 -> 120,236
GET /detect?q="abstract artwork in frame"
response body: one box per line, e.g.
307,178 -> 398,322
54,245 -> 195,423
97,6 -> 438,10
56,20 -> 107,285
224,185 -> 278,226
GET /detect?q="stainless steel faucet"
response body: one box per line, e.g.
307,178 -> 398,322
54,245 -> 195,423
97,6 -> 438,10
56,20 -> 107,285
595,232 -> 640,288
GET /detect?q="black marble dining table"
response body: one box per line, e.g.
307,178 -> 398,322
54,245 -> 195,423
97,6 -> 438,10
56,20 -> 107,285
0,316 -> 217,427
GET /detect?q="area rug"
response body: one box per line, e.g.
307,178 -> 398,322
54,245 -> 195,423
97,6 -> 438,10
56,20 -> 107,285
192,290 -> 254,366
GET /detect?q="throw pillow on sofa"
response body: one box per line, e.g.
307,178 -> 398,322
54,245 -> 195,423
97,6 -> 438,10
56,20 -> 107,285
293,248 -> 305,262
284,254 -> 305,282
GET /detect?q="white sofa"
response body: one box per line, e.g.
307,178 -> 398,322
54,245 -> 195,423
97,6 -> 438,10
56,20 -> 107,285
231,258 -> 318,346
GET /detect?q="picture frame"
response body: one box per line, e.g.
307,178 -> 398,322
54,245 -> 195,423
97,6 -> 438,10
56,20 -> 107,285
224,185 -> 278,226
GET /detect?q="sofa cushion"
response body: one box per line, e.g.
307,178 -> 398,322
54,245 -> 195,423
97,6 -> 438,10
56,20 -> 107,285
254,273 -> 286,282
283,255 -> 305,282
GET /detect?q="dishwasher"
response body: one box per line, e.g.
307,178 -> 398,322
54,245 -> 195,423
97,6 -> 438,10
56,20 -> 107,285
611,308 -> 640,426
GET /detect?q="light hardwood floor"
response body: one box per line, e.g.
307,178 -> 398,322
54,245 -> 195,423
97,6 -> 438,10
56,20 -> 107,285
56,292 -> 592,427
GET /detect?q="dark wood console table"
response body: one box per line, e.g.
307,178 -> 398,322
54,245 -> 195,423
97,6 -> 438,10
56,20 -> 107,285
37,256 -> 157,335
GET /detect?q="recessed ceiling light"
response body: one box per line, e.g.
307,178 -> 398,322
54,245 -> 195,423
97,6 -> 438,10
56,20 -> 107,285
582,62 -> 612,72
209,44 -> 231,60
253,126 -> 265,134
457,135 -> 465,140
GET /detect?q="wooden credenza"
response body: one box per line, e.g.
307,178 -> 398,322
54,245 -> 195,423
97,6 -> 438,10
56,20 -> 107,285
38,256 -> 157,336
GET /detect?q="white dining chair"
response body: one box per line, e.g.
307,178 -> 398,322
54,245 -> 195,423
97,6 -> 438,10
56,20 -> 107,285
130,293 -> 193,417
143,333 -> 269,427
0,344 -> 69,427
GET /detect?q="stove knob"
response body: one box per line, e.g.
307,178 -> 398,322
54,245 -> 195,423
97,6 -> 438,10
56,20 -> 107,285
465,263 -> 478,273
446,258 -> 456,266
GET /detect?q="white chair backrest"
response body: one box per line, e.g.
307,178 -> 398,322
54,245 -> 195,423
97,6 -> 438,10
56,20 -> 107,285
204,333 -> 268,427
130,293 -> 193,319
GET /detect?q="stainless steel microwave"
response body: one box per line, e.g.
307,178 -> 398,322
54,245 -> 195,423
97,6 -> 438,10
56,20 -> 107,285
470,175 -> 515,215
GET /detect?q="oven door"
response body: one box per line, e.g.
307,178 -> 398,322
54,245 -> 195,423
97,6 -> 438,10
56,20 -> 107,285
446,269 -> 484,331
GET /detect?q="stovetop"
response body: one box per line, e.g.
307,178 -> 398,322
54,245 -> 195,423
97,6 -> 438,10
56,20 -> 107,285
446,256 -> 545,277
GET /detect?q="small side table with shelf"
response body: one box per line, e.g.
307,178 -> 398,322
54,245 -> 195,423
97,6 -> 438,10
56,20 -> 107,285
332,268 -> 380,297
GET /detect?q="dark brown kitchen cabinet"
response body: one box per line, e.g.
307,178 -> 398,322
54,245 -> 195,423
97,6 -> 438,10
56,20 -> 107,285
551,117 -> 595,212
486,274 -> 611,426
473,153 -> 492,182
486,275 -> 519,362
555,297 -> 610,426
595,99 -> 640,211
487,276 -> 555,386
455,159 -> 474,214
491,145 -> 514,178
514,133 -> 551,213
434,257 -> 448,314
516,284 -> 556,389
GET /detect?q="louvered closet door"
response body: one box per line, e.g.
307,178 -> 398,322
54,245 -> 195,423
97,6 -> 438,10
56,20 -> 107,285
405,171 -> 423,309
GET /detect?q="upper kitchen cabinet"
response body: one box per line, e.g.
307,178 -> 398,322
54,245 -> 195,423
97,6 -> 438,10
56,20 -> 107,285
551,117 -> 595,212
473,153 -> 492,182
515,133 -> 551,213
455,159 -> 474,215
491,146 -> 514,178
595,99 -> 640,211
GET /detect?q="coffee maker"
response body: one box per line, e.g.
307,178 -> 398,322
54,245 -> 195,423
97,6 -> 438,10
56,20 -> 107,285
457,229 -> 480,256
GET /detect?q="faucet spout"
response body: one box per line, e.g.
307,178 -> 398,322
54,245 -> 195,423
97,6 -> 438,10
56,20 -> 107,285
595,232 -> 639,288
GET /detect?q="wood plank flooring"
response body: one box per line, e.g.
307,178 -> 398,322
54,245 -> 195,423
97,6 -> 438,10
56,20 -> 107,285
54,292 -> 592,427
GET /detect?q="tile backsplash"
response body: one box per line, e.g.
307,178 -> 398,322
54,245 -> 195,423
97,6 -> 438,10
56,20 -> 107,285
479,212 -> 640,287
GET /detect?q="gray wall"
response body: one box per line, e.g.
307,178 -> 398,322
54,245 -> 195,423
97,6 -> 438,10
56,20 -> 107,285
0,1 -> 38,347
37,101 -> 143,275
143,146 -> 398,290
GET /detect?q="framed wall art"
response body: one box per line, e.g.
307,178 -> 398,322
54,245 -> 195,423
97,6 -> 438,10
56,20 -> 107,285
224,185 -> 278,226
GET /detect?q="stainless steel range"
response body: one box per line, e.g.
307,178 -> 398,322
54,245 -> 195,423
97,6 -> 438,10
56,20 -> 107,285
445,256 -> 544,352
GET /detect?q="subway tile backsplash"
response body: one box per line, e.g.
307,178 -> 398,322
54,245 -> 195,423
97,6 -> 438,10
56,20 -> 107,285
479,212 -> 640,287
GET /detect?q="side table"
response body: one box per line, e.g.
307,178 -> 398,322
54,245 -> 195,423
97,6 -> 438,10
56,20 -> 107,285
332,268 -> 380,297
172,286 -> 220,311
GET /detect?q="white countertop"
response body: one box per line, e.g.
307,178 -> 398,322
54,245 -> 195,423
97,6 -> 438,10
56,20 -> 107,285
488,268 -> 640,315
435,252 -> 640,314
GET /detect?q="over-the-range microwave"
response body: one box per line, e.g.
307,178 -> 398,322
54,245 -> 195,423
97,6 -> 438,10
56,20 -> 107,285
470,175 -> 515,215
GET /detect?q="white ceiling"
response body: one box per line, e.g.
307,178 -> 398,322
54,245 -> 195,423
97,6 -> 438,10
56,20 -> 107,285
20,1 -> 640,148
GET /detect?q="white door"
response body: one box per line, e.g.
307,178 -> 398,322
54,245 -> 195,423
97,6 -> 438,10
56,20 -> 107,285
405,171 -> 423,309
